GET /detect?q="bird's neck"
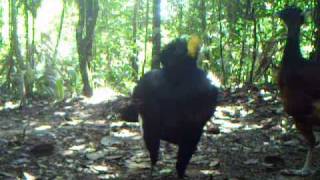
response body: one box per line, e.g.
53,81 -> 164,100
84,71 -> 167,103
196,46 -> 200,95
164,63 -> 198,83
283,27 -> 303,65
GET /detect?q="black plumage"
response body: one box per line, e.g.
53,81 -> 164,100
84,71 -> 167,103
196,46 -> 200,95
121,36 -> 218,178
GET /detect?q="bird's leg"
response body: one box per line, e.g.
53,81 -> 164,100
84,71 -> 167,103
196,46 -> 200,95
176,131 -> 200,179
176,145 -> 194,179
281,119 -> 315,176
143,126 -> 160,178
301,148 -> 314,172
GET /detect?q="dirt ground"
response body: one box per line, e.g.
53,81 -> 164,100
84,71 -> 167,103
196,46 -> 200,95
0,87 -> 320,180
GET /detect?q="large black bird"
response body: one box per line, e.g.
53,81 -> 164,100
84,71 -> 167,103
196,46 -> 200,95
121,36 -> 218,178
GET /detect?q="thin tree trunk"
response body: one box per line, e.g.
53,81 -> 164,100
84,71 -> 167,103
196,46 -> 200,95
248,7 -> 257,85
200,0 -> 206,35
238,24 -> 246,84
141,0 -> 150,76
131,0 -> 139,80
24,0 -> 29,64
53,0 -> 66,61
151,0 -> 161,69
24,0 -> 33,97
313,0 -> 320,61
76,0 -> 99,97
10,0 -> 25,105
218,0 -> 226,86
177,2 -> 183,36
200,0 -> 209,61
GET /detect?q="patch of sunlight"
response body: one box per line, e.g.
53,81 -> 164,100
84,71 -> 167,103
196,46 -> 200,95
53,111 -> 66,116
35,125 -> 52,131
302,44 -> 313,54
265,2 -> 272,10
69,144 -> 86,151
215,105 -> 250,119
240,109 -> 253,117
83,87 -> 118,105
37,0 -> 62,33
200,169 -> 221,176
63,119 -> 83,126
62,149 -> 74,156
3,101 -> 20,110
214,119 -> 242,133
113,129 -> 140,138
82,120 -> 106,125
98,173 -> 120,179
259,89 -> 273,101
243,124 -> 262,130
89,164 -> 110,173
161,0 -> 169,21
111,121 -> 125,127
23,172 -> 36,180
207,71 -> 222,88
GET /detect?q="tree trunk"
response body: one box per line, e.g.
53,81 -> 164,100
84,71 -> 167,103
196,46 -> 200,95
141,0 -> 150,76
10,0 -> 26,105
151,0 -> 161,69
177,2 -> 183,36
237,24 -> 246,84
53,0 -> 66,61
200,0 -> 210,62
200,0 -> 206,36
218,0 -> 226,86
76,0 -> 99,97
248,7 -> 257,85
313,0 -> 320,61
131,0 -> 139,80
24,0 -> 31,96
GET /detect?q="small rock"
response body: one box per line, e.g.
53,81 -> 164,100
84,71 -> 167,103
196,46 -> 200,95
100,136 -> 121,146
283,139 -> 300,146
209,159 -> 220,168
207,126 -> 220,134
86,150 -> 107,161
244,159 -> 259,165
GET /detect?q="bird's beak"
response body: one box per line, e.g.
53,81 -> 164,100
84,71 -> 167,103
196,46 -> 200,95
187,35 -> 201,59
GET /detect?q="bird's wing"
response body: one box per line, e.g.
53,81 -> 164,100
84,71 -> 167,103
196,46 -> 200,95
295,63 -> 320,99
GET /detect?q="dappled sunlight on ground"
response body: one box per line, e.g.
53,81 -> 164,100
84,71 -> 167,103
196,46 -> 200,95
83,87 -> 119,105
214,104 -> 263,133
1,87 -> 320,179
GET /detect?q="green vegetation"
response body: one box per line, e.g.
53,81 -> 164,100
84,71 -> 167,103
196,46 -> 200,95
0,0 -> 318,104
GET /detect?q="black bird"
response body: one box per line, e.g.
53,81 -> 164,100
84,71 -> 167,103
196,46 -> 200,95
121,36 -> 218,178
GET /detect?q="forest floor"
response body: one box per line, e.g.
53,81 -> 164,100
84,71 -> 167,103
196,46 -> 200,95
0,87 -> 320,180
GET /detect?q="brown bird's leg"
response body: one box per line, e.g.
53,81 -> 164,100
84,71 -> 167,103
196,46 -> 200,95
281,118 -> 316,176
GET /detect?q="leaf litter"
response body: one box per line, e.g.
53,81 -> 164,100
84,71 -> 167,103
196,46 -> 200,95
0,87 -> 320,179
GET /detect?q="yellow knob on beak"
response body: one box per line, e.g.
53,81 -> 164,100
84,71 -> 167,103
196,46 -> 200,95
187,35 -> 201,59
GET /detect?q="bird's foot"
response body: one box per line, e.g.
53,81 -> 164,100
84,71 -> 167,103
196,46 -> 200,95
281,168 -> 314,176
149,165 -> 160,178
177,174 -> 189,179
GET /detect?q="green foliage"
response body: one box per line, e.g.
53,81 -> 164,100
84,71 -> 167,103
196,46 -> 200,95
0,0 -> 319,101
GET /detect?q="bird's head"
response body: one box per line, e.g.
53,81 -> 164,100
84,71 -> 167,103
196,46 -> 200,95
160,35 -> 202,69
278,6 -> 305,28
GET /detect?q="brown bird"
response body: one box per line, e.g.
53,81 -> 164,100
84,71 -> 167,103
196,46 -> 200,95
278,6 -> 320,176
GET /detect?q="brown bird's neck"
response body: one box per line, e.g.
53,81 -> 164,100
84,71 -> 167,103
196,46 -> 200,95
283,27 -> 303,65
